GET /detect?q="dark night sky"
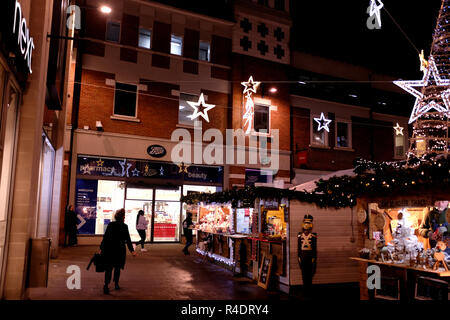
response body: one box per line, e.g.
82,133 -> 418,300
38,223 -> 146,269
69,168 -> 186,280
290,0 -> 443,79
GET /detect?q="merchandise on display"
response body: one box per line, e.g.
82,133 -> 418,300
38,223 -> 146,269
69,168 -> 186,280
196,205 -> 232,234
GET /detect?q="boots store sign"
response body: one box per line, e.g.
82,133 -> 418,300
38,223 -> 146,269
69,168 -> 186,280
1,0 -> 35,81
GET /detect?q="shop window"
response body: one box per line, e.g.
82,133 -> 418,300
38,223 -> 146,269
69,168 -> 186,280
254,104 -> 270,134
199,41 -> 210,61
113,82 -> 137,118
274,0 -> 285,11
154,188 -> 181,242
97,180 -> 126,235
178,93 -> 199,126
106,21 -> 121,43
170,35 -> 183,56
236,208 -> 253,234
311,114 -> 328,147
336,121 -> 351,148
138,28 -> 151,49
395,135 -> 405,158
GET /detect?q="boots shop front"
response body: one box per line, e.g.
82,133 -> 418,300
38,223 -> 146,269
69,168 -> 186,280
74,155 -> 223,243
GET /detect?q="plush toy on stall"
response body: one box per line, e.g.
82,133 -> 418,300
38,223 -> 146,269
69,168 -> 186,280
297,214 -> 317,293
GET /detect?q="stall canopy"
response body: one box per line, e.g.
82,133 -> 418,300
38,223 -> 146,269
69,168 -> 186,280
291,169 -> 355,193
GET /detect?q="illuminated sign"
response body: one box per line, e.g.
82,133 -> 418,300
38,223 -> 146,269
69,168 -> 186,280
12,0 -> 34,74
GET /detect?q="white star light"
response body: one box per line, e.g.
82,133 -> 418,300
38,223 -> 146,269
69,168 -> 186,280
393,123 -> 404,136
187,93 -> 216,123
241,76 -> 261,97
314,113 -> 332,132
394,56 -> 450,124
369,0 -> 384,27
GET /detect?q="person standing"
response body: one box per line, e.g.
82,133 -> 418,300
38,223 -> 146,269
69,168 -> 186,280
419,200 -> 450,253
100,208 -> 136,294
182,212 -> 194,255
136,210 -> 149,252
64,204 -> 78,247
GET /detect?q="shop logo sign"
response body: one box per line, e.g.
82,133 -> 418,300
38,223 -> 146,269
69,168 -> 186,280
366,265 -> 381,289
147,145 -> 167,158
12,0 -> 35,74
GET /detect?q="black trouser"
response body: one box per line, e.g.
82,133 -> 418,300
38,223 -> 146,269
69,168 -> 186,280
183,232 -> 193,252
104,266 -> 121,286
299,251 -> 316,291
137,229 -> 146,249
67,228 -> 78,246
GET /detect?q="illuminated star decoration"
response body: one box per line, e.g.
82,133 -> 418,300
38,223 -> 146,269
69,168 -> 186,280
369,0 -> 384,27
393,123 -> 404,136
119,159 -> 132,177
96,159 -> 104,167
241,76 -> 261,98
394,56 -> 450,124
187,93 -> 216,123
241,76 -> 261,134
314,112 -> 332,132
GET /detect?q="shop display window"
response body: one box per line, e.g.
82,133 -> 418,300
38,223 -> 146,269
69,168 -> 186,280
261,205 -> 287,239
197,204 -> 232,234
182,185 -> 218,233
236,208 -> 253,234
154,188 -> 181,242
96,180 -> 125,235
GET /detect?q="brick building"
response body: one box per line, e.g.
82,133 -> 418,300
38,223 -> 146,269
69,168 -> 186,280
64,0 -> 412,245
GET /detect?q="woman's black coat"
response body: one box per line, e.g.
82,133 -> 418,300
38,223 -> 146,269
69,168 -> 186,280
100,221 -> 134,269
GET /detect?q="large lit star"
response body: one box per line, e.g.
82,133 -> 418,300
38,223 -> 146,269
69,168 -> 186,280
369,0 -> 384,27
393,123 -> 404,136
187,93 -> 216,123
394,56 -> 450,124
241,76 -> 261,97
314,112 -> 332,132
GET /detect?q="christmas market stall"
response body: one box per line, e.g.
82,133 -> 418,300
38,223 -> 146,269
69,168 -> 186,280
319,155 -> 449,301
289,169 -> 360,287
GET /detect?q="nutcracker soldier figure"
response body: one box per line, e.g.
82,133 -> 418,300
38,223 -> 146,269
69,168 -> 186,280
298,214 -> 317,292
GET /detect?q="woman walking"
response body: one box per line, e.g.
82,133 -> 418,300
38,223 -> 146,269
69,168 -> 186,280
100,208 -> 136,294
136,210 -> 149,252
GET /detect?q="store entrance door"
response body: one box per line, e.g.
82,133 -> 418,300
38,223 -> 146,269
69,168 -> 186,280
124,187 -> 153,243
153,187 -> 181,242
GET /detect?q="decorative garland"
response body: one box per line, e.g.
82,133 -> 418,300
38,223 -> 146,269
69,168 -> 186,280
181,155 -> 450,209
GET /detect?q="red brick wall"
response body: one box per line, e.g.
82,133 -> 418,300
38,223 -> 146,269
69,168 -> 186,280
78,69 -> 229,139
231,55 -> 291,152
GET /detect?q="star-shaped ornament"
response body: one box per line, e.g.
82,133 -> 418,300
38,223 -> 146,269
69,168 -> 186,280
131,168 -> 140,177
96,159 -> 104,167
369,0 -> 384,27
393,123 -> 404,136
314,112 -> 332,132
177,162 -> 190,173
394,56 -> 450,124
241,76 -> 261,96
187,93 -> 216,123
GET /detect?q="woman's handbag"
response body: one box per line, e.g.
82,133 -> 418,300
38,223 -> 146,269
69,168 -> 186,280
87,252 -> 105,272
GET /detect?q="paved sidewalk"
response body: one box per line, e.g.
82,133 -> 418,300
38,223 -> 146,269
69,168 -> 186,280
28,244 -> 289,300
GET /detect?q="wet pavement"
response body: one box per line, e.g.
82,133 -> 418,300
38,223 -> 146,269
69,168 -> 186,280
28,244 -> 290,300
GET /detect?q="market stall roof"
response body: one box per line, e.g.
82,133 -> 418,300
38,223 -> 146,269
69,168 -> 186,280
290,169 -> 355,193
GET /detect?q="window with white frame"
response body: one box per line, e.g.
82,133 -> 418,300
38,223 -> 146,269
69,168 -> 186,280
178,93 -> 199,126
395,134 -> 405,158
106,21 -> 121,43
113,82 -> 137,118
336,121 -> 351,148
138,28 -> 151,49
254,104 -> 270,134
311,114 -> 328,146
199,41 -> 210,61
170,35 -> 183,56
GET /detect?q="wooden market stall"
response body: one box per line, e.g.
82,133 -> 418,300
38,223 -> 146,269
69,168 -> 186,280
354,191 -> 450,300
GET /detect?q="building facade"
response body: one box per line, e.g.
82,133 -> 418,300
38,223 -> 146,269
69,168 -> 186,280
0,0 -> 71,299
